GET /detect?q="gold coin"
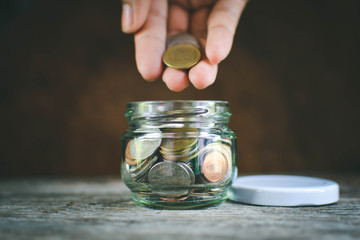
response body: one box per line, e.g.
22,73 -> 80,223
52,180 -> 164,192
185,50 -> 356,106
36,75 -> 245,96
202,151 -> 228,183
160,128 -> 198,152
162,145 -> 200,162
163,44 -> 201,69
161,138 -> 197,153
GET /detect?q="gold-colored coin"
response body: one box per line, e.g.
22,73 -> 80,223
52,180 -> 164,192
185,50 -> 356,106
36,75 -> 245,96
160,128 -> 198,152
161,137 -> 197,152
163,44 -> 201,70
162,145 -> 200,162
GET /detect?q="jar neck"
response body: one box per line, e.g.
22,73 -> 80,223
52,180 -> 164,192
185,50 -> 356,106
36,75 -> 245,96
125,101 -> 231,130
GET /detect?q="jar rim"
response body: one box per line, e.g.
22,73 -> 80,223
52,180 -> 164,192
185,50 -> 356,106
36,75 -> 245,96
125,100 -> 231,124
127,100 -> 228,107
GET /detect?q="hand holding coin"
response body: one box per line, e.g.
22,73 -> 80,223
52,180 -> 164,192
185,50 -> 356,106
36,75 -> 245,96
121,0 -> 248,91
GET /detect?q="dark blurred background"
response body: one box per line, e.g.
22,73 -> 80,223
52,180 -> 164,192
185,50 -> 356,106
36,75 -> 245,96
0,0 -> 359,177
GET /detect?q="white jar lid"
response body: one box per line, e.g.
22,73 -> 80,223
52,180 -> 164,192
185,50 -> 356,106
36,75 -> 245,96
229,175 -> 339,206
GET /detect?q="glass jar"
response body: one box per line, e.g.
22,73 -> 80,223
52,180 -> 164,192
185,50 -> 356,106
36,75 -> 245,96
121,100 -> 237,209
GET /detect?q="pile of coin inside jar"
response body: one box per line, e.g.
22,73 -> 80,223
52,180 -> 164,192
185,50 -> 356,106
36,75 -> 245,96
123,128 -> 233,202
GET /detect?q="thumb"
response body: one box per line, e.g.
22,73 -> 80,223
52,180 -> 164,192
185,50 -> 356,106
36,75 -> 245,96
122,0 -> 152,33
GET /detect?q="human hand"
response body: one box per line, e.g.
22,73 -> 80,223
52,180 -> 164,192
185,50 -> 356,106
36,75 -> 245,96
121,0 -> 248,91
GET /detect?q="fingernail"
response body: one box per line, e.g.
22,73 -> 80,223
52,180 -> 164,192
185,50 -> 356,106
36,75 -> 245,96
122,3 -> 132,32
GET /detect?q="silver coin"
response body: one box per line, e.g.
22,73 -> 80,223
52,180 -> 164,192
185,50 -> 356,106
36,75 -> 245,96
135,172 -> 149,183
131,155 -> 159,182
163,159 -> 196,184
120,161 -> 132,183
130,155 -> 152,174
130,136 -> 161,160
148,162 -> 193,197
178,162 -> 195,184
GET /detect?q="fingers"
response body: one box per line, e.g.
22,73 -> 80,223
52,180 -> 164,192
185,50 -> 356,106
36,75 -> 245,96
167,5 -> 218,90
125,0 -> 241,90
190,7 -> 210,47
134,0 -> 168,81
189,59 -> 218,89
163,3 -> 190,91
122,0 -> 152,33
163,68 -> 189,91
206,0 -> 248,64
189,8 -> 217,89
167,3 -> 189,36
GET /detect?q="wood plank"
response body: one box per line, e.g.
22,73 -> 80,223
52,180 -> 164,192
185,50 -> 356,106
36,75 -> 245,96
0,175 -> 359,240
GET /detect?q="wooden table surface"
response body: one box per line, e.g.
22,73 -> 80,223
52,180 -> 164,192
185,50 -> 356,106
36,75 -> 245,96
1,174 -> 359,240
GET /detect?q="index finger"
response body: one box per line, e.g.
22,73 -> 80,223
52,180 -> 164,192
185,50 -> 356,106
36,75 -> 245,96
134,0 -> 168,81
206,0 -> 248,64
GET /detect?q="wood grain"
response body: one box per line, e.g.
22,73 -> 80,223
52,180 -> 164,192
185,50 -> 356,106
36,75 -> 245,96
0,175 -> 359,239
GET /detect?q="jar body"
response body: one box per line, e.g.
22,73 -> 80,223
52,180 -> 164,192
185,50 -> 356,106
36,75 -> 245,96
121,101 -> 237,209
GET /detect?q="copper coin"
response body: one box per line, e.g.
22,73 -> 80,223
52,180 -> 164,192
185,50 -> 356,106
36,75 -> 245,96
159,195 -> 189,202
202,151 -> 228,182
125,140 -> 137,165
189,189 -> 210,196
198,142 -> 232,179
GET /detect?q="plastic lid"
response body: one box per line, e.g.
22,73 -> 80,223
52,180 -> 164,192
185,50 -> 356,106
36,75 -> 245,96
229,175 -> 339,206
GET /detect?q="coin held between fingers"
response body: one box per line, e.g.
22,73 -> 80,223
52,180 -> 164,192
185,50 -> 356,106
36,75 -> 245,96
162,33 -> 201,70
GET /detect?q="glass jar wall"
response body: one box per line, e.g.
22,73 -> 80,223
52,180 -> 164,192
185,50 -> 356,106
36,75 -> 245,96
121,101 -> 237,209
